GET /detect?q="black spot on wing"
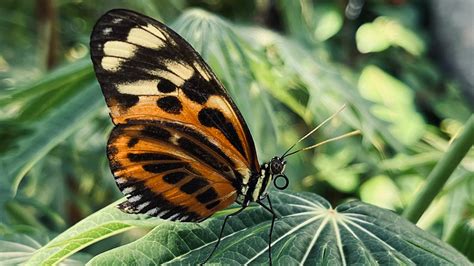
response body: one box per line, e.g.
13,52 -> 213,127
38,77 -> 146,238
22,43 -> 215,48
157,79 -> 176,93
181,73 -> 214,104
180,178 -> 209,194
127,137 -> 139,147
196,188 -> 218,204
198,108 -> 245,156
128,153 -> 177,162
112,93 -> 139,108
142,162 -> 187,174
163,172 -> 187,184
156,96 -> 182,114
141,125 -> 171,141
206,200 -> 220,210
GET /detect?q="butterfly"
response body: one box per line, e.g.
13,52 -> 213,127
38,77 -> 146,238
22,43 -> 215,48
90,9 -> 359,264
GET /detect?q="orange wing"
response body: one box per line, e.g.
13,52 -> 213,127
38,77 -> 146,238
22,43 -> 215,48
109,122 -> 239,221
90,9 -> 260,221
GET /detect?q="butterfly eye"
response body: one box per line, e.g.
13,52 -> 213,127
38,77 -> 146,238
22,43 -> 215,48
273,174 -> 289,190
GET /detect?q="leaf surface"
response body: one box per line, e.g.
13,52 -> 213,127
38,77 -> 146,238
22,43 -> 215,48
25,200 -> 161,266
86,192 -> 470,265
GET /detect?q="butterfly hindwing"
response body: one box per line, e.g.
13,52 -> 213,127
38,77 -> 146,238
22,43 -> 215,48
90,9 -> 260,221
108,122 -> 238,221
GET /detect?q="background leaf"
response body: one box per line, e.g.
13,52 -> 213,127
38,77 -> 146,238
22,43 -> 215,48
0,64 -> 101,196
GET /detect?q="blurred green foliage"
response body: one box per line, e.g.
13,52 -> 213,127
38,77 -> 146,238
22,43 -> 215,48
0,0 -> 472,263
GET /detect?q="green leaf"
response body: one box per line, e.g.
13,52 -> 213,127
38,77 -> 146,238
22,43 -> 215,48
447,219 -> 474,261
314,149 -> 364,192
30,192 -> 467,265
0,234 -> 42,265
25,200 -> 161,266
0,60 -> 99,199
443,171 -> 474,240
356,22 -> 391,53
0,60 -> 92,109
239,26 -> 405,152
0,79 -> 102,196
360,175 -> 402,210
358,65 -> 425,145
313,6 -> 343,42
396,174 -> 425,206
356,17 -> 425,55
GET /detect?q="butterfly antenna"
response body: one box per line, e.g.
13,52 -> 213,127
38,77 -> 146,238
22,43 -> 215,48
283,130 -> 361,158
281,104 -> 347,158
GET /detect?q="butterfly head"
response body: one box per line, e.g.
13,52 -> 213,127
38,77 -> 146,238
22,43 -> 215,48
256,156 -> 288,201
268,156 -> 286,176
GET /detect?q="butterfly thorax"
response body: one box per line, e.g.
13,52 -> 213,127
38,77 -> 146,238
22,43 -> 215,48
240,156 -> 286,205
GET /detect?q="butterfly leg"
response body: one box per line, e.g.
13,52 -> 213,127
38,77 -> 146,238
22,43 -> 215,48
258,195 -> 277,265
202,205 -> 247,264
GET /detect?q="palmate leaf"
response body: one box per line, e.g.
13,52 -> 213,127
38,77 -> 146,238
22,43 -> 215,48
27,192 -> 469,265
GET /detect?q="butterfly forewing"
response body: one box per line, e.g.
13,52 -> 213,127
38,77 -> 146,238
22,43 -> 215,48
90,9 -> 260,221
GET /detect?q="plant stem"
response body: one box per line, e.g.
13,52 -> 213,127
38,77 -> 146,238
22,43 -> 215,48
37,0 -> 59,70
403,115 -> 474,223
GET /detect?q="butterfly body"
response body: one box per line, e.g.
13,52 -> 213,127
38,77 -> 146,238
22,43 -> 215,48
239,157 -> 287,205
90,9 -> 286,225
